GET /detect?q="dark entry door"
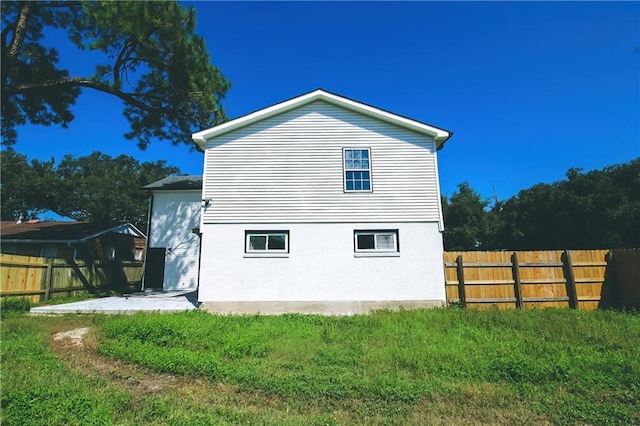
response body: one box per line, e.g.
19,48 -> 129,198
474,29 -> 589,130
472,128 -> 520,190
144,248 -> 166,290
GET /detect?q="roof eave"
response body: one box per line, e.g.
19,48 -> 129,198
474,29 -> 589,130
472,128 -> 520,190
192,89 -> 452,148
0,223 -> 147,243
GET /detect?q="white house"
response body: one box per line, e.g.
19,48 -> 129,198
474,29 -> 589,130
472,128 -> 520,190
141,176 -> 202,292
189,89 -> 452,314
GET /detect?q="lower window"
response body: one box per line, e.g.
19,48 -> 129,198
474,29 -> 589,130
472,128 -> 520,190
246,231 -> 289,253
354,230 -> 398,253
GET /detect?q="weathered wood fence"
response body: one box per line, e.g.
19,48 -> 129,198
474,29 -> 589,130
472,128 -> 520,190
444,249 -> 640,310
0,254 -> 143,303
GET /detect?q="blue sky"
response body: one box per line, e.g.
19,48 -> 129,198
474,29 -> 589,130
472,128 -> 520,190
9,1 -> 640,203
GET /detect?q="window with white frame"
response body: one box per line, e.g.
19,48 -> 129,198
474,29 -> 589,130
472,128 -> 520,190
354,230 -> 398,253
343,148 -> 371,192
245,231 -> 289,253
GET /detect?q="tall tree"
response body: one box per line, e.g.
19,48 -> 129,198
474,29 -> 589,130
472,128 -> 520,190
1,1 -> 230,148
494,159 -> 640,249
442,182 -> 497,250
0,149 -> 57,220
0,150 -> 180,230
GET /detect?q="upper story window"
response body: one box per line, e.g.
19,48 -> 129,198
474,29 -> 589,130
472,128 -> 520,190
344,148 -> 372,192
245,231 -> 289,253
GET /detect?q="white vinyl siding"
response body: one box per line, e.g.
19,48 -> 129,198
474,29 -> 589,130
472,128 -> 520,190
149,190 -> 201,291
202,101 -> 442,224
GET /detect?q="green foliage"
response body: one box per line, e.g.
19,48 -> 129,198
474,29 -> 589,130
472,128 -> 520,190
52,151 -> 180,226
2,310 -> 638,424
0,297 -> 30,317
442,182 -> 497,250
95,309 -> 640,425
0,149 -> 179,229
443,159 -> 640,250
1,1 -> 230,148
494,159 -> 640,249
0,150 -> 57,220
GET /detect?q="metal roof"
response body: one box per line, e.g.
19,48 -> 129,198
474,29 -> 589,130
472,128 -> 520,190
0,221 -> 146,243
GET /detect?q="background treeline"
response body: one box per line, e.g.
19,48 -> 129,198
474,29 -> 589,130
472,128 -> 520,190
442,158 -> 640,250
2,150 -> 638,250
0,150 -> 180,231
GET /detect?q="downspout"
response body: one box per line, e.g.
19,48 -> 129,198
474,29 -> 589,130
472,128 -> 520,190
194,227 -> 203,301
140,190 -> 154,292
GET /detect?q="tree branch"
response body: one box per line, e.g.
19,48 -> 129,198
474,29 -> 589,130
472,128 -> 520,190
4,76 -> 169,114
7,2 -> 33,58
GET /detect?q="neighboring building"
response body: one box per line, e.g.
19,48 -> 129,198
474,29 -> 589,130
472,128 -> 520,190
0,220 -> 146,262
188,89 -> 453,314
141,176 -> 202,292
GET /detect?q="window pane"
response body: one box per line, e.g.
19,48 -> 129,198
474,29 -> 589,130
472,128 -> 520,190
355,181 -> 362,190
268,235 -> 286,250
362,160 -> 369,168
346,180 -> 354,191
249,235 -> 266,250
363,181 -> 371,191
362,150 -> 369,159
353,160 -> 361,168
377,234 -> 395,250
353,150 -> 361,160
345,160 -> 353,169
345,150 -> 353,160
362,171 -> 370,180
357,234 -> 375,250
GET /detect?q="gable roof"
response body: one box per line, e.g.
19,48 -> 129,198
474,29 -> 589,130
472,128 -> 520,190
141,175 -> 203,191
0,221 -> 146,244
192,89 -> 453,150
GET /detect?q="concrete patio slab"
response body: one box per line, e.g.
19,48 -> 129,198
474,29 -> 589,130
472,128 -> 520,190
30,291 -> 199,315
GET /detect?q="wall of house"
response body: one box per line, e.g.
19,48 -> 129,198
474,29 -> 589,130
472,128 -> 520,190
148,190 -> 201,291
202,100 -> 443,227
198,222 -> 446,314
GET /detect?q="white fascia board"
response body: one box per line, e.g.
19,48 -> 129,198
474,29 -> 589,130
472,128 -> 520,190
192,89 -> 451,149
78,223 -> 147,241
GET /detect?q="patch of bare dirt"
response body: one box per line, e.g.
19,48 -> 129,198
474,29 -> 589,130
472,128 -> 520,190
50,326 -> 181,395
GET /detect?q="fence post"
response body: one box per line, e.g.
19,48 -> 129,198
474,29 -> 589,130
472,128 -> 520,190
456,255 -> 467,308
562,250 -> 578,309
44,259 -> 53,301
604,250 -> 618,308
511,252 -> 523,309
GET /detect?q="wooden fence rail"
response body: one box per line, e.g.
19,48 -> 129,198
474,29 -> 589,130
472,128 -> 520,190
2,250 -> 637,310
1,254 -> 143,303
444,249 -> 639,310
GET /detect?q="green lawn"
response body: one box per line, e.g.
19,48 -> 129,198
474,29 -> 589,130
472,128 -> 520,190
1,307 -> 639,425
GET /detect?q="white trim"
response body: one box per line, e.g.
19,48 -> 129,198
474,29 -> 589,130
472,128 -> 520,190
354,252 -> 400,258
432,138 -> 445,232
243,253 -> 290,258
192,89 -> 451,149
245,231 -> 289,253
343,147 -> 373,192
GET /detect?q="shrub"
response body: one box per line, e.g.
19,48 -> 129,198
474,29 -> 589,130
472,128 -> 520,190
0,297 -> 31,317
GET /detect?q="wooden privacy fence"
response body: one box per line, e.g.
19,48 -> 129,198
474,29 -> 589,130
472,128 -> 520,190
444,249 -> 640,311
1,254 -> 143,303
